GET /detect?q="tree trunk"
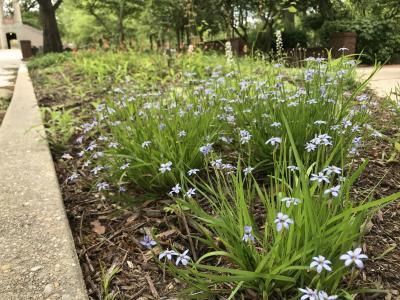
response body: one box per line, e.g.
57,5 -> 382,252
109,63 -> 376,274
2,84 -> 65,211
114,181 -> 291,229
176,29 -> 180,49
38,0 -> 63,53
118,0 -> 126,47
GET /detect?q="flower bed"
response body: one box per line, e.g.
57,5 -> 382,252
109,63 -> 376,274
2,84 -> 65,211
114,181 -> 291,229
29,50 -> 400,299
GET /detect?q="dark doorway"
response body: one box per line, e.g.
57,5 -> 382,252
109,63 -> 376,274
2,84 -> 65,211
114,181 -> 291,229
6,32 -> 17,49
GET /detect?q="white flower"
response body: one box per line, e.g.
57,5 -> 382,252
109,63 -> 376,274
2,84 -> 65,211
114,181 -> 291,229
142,141 -> 152,148
120,163 -> 130,170
239,129 -> 252,144
211,159 -> 223,169
323,166 -> 342,175
176,249 -> 191,266
199,143 -> 213,155
62,153 -> 73,160
265,137 -> 281,146
242,225 -> 255,243
159,249 -> 178,261
244,166 -> 254,175
66,172 -> 79,182
281,197 -> 301,208
159,161 -> 172,173
91,165 -> 104,175
274,212 -> 293,232
307,99 -> 317,104
186,188 -> 196,198
108,142 -> 119,148
169,184 -> 181,195
178,130 -> 187,137
270,122 -> 281,127
97,182 -> 109,191
311,134 -> 332,146
371,130 -> 383,138
187,169 -> 199,176
318,291 -> 338,299
314,120 -> 327,125
220,136 -> 233,144
287,165 -> 299,171
299,287 -> 318,300
305,142 -> 317,152
310,172 -> 330,184
342,119 -> 352,128
310,255 -> 332,273
340,248 -> 368,268
324,185 -> 341,197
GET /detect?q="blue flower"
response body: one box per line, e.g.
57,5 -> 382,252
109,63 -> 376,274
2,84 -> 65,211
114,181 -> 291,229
140,235 -> 157,249
242,225 -> 255,243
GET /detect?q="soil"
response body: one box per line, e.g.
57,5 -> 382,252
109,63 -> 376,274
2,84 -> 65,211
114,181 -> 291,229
31,70 -> 400,299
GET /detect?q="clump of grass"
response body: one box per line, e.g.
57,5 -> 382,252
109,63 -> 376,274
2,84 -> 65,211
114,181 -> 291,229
82,55 -> 370,196
164,111 -> 400,298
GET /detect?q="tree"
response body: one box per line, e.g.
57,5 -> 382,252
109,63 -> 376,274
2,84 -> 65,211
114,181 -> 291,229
215,0 -> 299,51
37,0 -> 63,53
75,0 -> 144,47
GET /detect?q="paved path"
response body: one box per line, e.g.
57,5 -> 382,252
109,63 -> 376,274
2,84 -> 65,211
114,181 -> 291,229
357,65 -> 400,101
0,51 -> 87,299
0,50 -> 21,122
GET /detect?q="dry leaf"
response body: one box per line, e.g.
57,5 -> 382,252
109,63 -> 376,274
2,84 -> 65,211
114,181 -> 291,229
90,219 -> 106,234
126,260 -> 134,269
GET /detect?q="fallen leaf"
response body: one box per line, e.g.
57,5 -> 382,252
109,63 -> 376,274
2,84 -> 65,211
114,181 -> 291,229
126,260 -> 134,269
90,219 -> 106,234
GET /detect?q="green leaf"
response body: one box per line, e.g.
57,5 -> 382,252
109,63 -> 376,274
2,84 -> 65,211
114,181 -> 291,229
394,142 -> 400,152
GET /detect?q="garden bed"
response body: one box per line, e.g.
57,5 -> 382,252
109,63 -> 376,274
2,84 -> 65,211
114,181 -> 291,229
29,51 -> 400,299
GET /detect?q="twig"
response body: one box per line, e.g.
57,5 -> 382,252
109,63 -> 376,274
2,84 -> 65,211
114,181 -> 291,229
181,212 -> 197,261
145,273 -> 159,299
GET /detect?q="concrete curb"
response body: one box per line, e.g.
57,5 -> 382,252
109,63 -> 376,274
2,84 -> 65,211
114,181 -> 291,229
0,64 -> 88,299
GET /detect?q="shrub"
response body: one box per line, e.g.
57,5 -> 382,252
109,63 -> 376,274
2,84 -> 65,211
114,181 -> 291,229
320,18 -> 400,63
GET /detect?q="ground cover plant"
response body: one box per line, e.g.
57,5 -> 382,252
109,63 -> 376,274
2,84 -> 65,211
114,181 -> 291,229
29,49 -> 400,299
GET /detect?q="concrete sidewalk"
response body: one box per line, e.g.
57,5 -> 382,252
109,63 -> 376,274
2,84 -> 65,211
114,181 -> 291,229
357,65 -> 400,101
0,63 -> 87,299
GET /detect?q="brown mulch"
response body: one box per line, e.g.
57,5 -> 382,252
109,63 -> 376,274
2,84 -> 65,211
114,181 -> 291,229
352,100 -> 400,299
55,155 -> 186,299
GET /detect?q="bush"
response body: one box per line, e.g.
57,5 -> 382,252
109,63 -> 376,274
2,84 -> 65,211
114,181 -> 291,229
281,28 -> 308,48
320,18 -> 400,63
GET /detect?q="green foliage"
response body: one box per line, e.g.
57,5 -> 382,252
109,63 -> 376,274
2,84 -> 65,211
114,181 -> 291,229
320,18 -> 400,63
27,52 -> 72,70
100,263 -> 122,300
281,28 -> 308,48
33,49 -> 398,298
85,53 -> 365,195
172,159 -> 399,298
41,107 -> 79,151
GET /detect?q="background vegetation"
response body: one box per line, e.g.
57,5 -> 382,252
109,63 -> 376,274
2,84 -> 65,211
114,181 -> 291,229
2,0 -> 399,62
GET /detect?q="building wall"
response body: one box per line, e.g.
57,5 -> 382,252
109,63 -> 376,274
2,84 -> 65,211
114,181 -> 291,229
0,24 -> 43,49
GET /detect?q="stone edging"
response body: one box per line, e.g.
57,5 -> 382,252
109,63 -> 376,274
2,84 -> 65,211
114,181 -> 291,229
0,64 -> 88,299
